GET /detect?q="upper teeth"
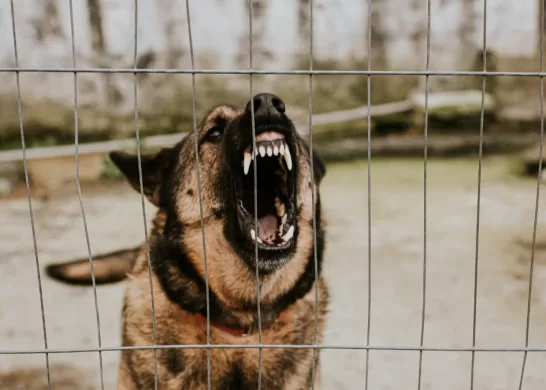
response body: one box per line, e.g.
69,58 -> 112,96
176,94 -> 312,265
243,140 -> 292,175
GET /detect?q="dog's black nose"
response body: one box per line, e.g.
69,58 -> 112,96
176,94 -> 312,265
245,93 -> 286,118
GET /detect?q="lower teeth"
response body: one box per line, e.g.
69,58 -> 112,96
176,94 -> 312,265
249,224 -> 294,245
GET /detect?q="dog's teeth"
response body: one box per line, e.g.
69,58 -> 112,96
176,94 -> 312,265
251,229 -> 264,244
273,145 -> 279,156
283,145 -> 292,171
274,198 -> 285,217
267,146 -> 273,156
280,143 -> 285,155
276,202 -> 285,218
282,225 -> 294,241
281,214 -> 287,225
259,146 -> 266,157
243,151 -> 252,175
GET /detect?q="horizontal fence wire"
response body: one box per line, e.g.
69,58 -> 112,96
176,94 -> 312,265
2,345 -> 546,354
1,68 -> 546,76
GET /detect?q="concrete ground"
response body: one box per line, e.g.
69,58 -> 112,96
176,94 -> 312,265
1,155 -> 546,389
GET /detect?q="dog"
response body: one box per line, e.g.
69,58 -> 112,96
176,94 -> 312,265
46,93 -> 329,389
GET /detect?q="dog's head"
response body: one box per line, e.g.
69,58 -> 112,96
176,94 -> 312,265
111,93 -> 326,273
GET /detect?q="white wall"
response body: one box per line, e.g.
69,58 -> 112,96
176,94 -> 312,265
0,0 -> 539,119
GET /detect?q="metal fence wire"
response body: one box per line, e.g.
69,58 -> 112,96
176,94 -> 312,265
2,0 -> 546,389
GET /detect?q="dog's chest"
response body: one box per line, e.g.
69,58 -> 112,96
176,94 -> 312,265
160,345 -> 315,390
122,275 -> 327,389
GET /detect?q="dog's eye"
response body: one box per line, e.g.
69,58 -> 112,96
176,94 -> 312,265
206,126 -> 224,143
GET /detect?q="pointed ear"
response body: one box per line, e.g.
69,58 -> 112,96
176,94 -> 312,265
109,148 -> 173,207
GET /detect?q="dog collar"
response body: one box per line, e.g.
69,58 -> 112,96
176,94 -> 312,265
195,312 -> 255,337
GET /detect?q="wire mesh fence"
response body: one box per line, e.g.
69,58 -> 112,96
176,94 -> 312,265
1,0 -> 546,389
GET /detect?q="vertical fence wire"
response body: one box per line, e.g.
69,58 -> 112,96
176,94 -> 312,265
184,1 -> 213,388
307,0 -> 320,387
470,0 -> 488,388
364,0 -> 373,388
518,0 -> 545,387
416,0 -> 432,387
132,1 -> 159,388
8,1 -> 51,388
247,1 -> 264,389
67,1 -> 106,388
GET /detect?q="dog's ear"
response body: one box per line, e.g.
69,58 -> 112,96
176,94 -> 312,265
109,148 -> 173,207
311,148 -> 326,185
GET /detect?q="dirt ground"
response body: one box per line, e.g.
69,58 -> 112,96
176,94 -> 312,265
2,155 -> 546,389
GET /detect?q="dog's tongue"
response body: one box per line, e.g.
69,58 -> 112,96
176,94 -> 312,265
257,214 -> 278,243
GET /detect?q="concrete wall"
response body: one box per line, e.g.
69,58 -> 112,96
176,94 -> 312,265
0,0 -> 540,141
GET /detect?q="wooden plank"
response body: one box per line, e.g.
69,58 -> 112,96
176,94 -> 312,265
0,101 -> 413,162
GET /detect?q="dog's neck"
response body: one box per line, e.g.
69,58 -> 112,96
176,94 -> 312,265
150,210 -> 323,333
150,222 -> 280,331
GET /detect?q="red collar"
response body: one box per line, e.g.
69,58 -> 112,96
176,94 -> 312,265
195,312 -> 254,337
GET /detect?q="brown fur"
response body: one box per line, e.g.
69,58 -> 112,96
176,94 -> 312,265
45,95 -> 329,389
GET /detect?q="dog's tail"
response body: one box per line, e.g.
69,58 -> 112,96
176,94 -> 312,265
45,245 -> 141,286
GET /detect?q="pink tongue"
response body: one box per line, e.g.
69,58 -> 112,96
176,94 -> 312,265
257,215 -> 278,242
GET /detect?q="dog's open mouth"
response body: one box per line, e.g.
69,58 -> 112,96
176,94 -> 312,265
236,130 -> 296,250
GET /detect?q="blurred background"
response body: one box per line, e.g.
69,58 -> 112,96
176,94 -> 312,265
2,0 -> 546,389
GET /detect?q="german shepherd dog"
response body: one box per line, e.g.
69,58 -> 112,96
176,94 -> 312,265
45,93 -> 329,389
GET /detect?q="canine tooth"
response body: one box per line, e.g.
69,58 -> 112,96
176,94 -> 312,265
273,145 -> 279,155
243,151 -> 252,175
259,146 -> 266,157
267,146 -> 273,156
274,197 -> 284,217
276,201 -> 285,217
283,145 -> 292,171
281,213 -> 287,225
251,229 -> 264,244
280,143 -> 285,155
282,225 -> 294,241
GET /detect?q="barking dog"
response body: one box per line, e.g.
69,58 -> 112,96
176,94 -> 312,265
46,93 -> 329,389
